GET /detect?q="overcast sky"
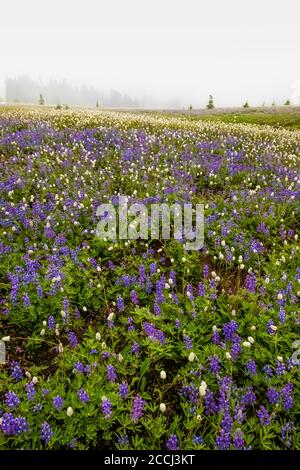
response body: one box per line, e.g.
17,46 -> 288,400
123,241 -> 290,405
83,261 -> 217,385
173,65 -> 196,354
1,0 -> 299,107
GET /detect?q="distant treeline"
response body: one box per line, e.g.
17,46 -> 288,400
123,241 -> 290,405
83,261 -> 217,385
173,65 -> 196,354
5,76 -> 139,107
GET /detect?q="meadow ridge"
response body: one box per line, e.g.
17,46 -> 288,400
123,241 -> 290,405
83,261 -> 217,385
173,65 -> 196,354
0,106 -> 299,450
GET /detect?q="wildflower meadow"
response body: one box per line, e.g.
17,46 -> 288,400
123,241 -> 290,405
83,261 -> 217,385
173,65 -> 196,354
0,107 -> 299,450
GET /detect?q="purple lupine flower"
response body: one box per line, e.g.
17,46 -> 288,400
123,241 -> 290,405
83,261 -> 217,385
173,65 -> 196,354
131,341 -> 140,354
193,435 -> 204,445
246,359 -> 257,375
5,391 -> 20,408
267,387 -> 280,405
203,264 -> 209,278
216,429 -> 230,450
131,395 -> 145,421
23,292 -> 31,308
281,422 -> 294,448
242,386 -> 256,405
117,434 -> 130,447
166,434 -> 179,450
205,389 -> 218,415
175,319 -> 181,329
26,382 -> 36,401
186,284 -> 194,300
281,383 -> 294,410
68,331 -> 78,348
33,403 -> 43,413
74,362 -> 85,374
230,337 -> 242,360
266,320 -> 277,336
257,406 -> 271,426
117,297 -> 125,312
102,351 -> 111,360
47,315 -> 56,330
53,395 -> 64,410
119,382 -> 129,399
278,307 -> 286,324
233,429 -> 245,449
106,365 -> 117,383
130,290 -> 139,305
10,361 -> 23,382
41,422 -> 53,444
42,388 -> 50,396
263,364 -> 273,377
77,388 -> 89,403
183,334 -> 193,350
244,273 -> 256,293
127,316 -> 135,331
209,355 -> 221,375
0,413 -> 28,436
154,303 -> 161,316
149,262 -> 157,276
198,282 -> 206,297
276,361 -> 286,376
102,398 -> 112,418
234,404 -> 246,424
212,330 -> 221,345
223,320 -> 238,342
143,322 -> 165,344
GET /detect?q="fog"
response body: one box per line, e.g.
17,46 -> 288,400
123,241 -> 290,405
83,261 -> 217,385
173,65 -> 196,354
1,0 -> 299,108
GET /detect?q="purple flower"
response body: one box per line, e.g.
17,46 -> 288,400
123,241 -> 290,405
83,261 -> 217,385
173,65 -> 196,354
130,290 -> 139,305
242,386 -> 256,406
102,398 -> 112,418
77,388 -> 89,403
26,382 -> 36,401
41,422 -> 53,444
118,434 -> 129,447
246,359 -> 257,375
53,395 -> 64,410
175,319 -> 181,329
117,296 -> 125,312
257,406 -> 271,426
119,382 -> 129,399
209,355 -> 221,375
216,429 -> 230,450
68,331 -> 78,348
267,387 -> 280,405
193,435 -> 204,445
5,391 -> 20,408
183,334 -> 193,350
0,413 -> 28,436
245,273 -> 256,293
205,389 -> 218,415
266,320 -> 276,336
233,429 -> 245,449
131,395 -> 145,421
276,361 -> 286,376
131,341 -> 140,354
10,361 -> 23,382
47,315 -> 56,330
106,365 -> 117,383
281,383 -> 294,410
166,434 -> 179,450
223,320 -> 238,342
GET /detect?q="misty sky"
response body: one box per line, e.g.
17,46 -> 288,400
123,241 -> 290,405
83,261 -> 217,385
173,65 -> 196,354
1,0 -> 300,107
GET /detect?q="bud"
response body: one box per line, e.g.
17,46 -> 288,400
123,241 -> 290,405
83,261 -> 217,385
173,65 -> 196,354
242,341 -> 251,348
96,332 -> 101,341
160,370 -> 167,380
188,352 -> 196,362
1,336 -> 10,342
159,403 -> 166,413
67,406 -> 73,417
